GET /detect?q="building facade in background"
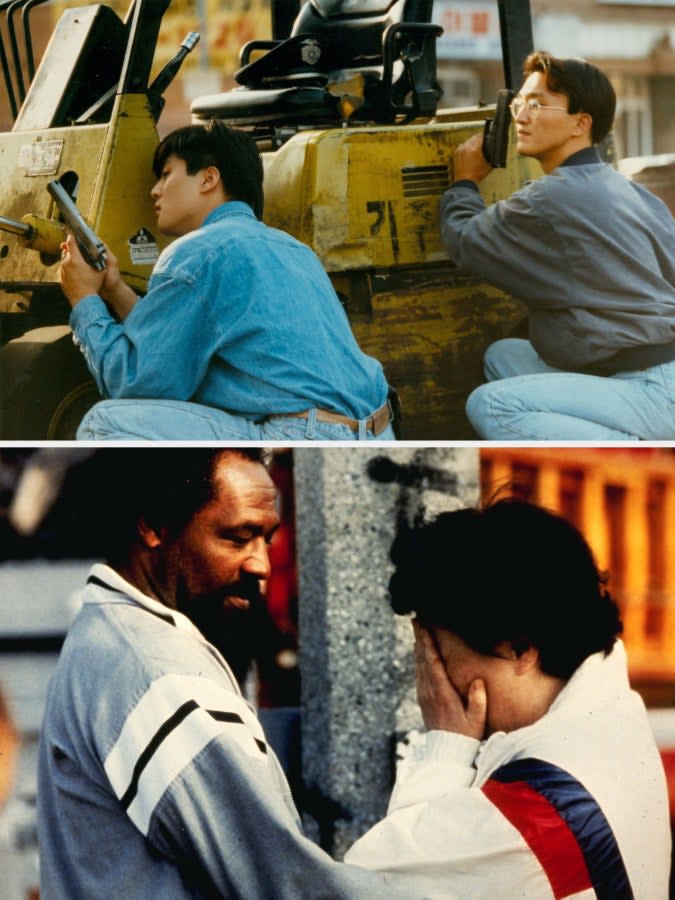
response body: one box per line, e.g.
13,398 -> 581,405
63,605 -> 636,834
432,0 -> 675,158
481,446 -> 675,702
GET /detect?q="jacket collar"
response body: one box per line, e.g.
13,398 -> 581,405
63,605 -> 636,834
202,200 -> 256,227
560,145 -> 602,167
85,563 -> 197,633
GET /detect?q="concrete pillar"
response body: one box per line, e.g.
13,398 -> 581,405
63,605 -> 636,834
293,446 -> 480,859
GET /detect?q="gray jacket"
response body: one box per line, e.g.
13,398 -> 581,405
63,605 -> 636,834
440,148 -> 675,370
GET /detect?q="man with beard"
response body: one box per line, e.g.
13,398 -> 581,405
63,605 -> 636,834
37,448 -> 404,899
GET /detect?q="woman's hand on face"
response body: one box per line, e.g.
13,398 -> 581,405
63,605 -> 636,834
413,620 -> 487,740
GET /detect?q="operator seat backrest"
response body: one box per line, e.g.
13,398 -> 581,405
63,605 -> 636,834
192,0 -> 440,126
234,0 -> 433,88
290,0 -> 433,64
234,0 -> 435,89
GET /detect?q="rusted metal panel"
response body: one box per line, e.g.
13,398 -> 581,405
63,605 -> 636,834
344,270 -> 527,439
0,95 -> 168,293
263,118 -> 536,438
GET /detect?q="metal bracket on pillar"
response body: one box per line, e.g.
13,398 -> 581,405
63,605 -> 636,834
497,0 -> 534,90
367,456 -> 458,493
367,453 -> 460,532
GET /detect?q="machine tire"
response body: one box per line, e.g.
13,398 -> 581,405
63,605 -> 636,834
0,325 -> 100,439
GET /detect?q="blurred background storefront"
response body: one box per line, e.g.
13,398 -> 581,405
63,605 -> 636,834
481,446 -> 675,698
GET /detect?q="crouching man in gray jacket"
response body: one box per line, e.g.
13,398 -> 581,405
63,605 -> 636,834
441,50 -> 675,440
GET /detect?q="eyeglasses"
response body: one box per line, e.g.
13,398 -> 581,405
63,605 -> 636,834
509,97 -> 568,120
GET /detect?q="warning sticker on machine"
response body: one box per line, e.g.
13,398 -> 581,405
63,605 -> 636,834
128,228 -> 159,265
18,140 -> 64,176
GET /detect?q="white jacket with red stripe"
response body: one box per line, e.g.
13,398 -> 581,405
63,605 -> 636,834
344,642 -> 671,899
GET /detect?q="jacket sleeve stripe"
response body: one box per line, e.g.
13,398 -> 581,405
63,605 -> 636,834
484,757 -> 634,900
208,710 -> 267,754
103,674 -> 267,835
119,699 -> 198,808
482,778 -> 592,898
119,708 -> 267,811
128,704 -> 267,836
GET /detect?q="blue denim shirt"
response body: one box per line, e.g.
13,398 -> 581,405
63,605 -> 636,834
70,202 -> 389,419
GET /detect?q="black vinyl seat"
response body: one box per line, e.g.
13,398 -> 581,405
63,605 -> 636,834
191,85 -> 340,127
191,0 -> 442,130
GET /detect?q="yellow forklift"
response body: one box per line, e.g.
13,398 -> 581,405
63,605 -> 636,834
0,0 -> 540,439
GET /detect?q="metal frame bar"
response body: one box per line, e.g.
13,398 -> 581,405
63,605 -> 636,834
22,0 -> 49,82
7,0 -> 30,102
497,0 -> 534,90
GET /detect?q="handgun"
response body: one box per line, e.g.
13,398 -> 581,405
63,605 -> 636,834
482,89 -> 514,169
47,179 -> 107,271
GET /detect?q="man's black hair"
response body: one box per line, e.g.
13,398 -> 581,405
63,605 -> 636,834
98,448 -> 271,564
153,120 -> 264,219
523,51 -> 616,145
388,497 -> 623,680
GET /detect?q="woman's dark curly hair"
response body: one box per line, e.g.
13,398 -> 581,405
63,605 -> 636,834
389,498 -> 623,680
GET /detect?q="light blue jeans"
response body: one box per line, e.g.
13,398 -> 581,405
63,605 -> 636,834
76,399 -> 397,441
466,339 -> 675,440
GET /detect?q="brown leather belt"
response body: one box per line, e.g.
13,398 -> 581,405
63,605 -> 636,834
271,401 -> 393,436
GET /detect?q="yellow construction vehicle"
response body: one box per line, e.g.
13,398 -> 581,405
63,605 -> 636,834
0,0 -> 540,439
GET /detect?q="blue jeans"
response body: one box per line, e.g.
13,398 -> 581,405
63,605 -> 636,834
76,399 -> 397,441
466,338 -> 675,440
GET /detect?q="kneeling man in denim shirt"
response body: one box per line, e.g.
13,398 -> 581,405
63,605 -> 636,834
59,122 -> 397,441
